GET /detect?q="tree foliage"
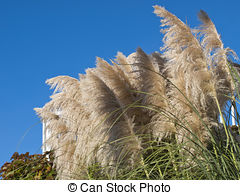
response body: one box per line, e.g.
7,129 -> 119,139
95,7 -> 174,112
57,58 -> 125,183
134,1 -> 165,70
0,151 -> 57,180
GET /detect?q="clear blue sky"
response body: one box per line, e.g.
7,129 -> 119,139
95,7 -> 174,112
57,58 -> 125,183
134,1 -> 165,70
0,0 -> 240,167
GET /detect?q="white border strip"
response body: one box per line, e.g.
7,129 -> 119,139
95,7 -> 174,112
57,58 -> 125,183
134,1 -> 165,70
0,180 -> 239,195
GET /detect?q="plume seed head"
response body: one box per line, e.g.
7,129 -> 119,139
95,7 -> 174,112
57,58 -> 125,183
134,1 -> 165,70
198,10 -> 211,24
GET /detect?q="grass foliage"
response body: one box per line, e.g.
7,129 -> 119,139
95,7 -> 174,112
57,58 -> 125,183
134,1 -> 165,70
86,111 -> 240,180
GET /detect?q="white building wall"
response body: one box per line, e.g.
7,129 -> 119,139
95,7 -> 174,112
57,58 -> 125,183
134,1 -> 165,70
42,122 -> 52,154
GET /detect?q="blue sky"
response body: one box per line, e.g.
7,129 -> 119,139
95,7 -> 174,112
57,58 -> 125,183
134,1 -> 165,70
0,0 -> 240,167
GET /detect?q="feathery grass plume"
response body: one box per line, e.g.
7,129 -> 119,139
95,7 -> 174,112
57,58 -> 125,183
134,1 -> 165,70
73,70 -> 142,178
114,52 -> 144,93
195,10 -> 240,146
115,48 -> 175,141
95,57 -> 138,117
133,48 -> 166,109
153,6 -> 215,147
115,52 -> 133,80
34,75 -> 86,179
196,10 -> 235,108
96,56 -> 152,136
129,48 -> 175,140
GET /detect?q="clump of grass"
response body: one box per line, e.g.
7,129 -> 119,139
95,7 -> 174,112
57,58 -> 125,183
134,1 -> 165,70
34,5 -> 240,179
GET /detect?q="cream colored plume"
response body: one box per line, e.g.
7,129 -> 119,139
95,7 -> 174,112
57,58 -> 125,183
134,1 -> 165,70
153,5 -> 215,145
196,10 -> 234,108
